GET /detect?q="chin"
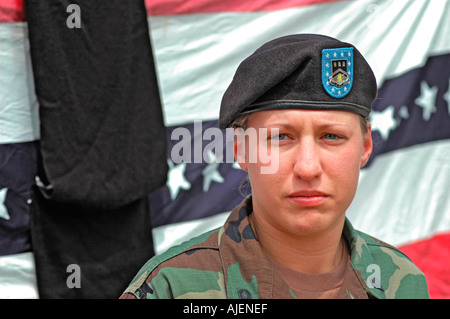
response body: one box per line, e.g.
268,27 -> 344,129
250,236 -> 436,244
287,209 -> 343,236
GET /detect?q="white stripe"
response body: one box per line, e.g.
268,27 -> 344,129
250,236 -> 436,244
149,0 -> 450,126
0,22 -> 39,144
152,211 -> 229,255
347,139 -> 450,247
0,252 -> 39,298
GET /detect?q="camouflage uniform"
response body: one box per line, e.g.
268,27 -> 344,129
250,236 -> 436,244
120,197 -> 429,299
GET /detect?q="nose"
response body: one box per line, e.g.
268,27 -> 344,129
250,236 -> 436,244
292,137 -> 323,181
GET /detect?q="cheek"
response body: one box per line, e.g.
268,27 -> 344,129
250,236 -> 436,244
328,152 -> 360,176
247,162 -> 281,188
323,148 -> 362,198
246,160 -> 286,202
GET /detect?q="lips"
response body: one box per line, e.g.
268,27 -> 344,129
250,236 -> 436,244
287,190 -> 329,207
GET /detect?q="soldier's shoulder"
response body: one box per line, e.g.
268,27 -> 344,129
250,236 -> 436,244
121,228 -> 222,298
352,229 -> 429,298
151,228 -> 221,269
354,229 -> 414,263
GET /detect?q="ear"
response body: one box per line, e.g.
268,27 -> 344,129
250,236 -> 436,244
360,123 -> 373,168
234,129 -> 248,171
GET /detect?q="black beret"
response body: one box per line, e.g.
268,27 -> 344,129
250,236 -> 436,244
219,34 -> 377,129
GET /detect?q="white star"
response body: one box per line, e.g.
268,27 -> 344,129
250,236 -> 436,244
202,150 -> 224,192
415,81 -> 438,121
232,161 -> 242,170
370,105 -> 399,140
0,188 -> 10,220
399,105 -> 409,119
443,78 -> 450,115
166,160 -> 191,200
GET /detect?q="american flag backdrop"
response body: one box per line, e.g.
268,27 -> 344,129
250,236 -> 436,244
0,0 -> 449,298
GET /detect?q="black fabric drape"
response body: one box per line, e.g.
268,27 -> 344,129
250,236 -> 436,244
30,184 -> 155,299
26,0 -> 167,298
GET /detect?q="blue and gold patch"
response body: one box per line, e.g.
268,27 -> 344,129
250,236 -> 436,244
322,47 -> 353,98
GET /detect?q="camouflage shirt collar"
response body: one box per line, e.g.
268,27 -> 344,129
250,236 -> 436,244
343,215 -> 387,298
218,196 -> 292,298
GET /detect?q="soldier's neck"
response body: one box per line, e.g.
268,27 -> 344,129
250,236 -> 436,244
248,212 -> 345,274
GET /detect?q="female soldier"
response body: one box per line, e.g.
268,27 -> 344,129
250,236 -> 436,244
120,34 -> 429,299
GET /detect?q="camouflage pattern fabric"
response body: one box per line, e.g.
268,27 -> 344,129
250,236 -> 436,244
120,197 -> 429,299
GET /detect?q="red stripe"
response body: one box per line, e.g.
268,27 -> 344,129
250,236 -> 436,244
0,0 -> 341,22
399,232 -> 450,299
0,0 -> 25,23
144,0 -> 340,16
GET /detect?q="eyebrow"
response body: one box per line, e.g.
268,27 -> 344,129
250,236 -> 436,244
316,122 -> 353,130
265,123 -> 297,130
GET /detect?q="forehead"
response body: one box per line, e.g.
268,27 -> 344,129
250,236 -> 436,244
246,109 -> 360,128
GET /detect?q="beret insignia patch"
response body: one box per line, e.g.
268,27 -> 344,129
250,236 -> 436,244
322,47 -> 353,98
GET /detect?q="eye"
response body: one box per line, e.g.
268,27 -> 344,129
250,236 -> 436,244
323,133 -> 339,140
270,133 -> 289,141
